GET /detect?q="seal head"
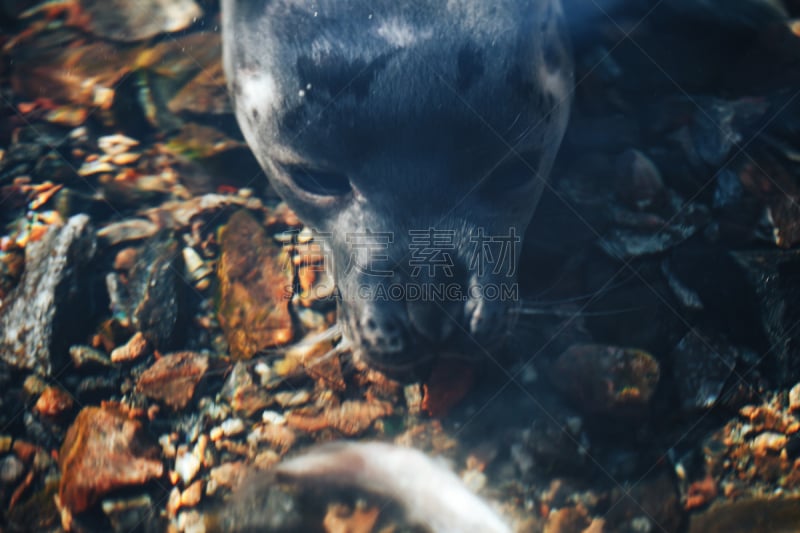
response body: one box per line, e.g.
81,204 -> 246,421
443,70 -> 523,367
223,0 -> 572,375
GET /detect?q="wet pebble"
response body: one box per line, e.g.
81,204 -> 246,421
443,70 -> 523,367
549,343 -> 660,417
0,435 -> 11,454
77,0 -> 203,42
101,494 -> 158,533
209,418 -> 245,441
126,234 -> 183,349
136,351 -> 209,410
111,332 -> 150,363
58,404 -> 163,516
789,383 -> 800,413
221,362 -> 272,418
174,447 -> 202,486
286,400 -> 394,437
615,148 -> 665,211
181,479 -> 203,508
0,215 -> 96,375
273,390 -> 312,408
69,345 -> 112,369
751,432 -> 787,455
34,386 -> 74,421
177,509 -> 205,533
0,454 -> 25,484
97,219 -> 159,246
217,210 -> 294,360
669,331 -> 739,411
246,423 -> 297,454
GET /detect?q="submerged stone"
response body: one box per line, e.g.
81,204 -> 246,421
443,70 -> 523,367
549,343 -> 661,417
0,215 -> 96,375
77,0 -> 203,42
136,351 -> 209,410
217,210 -> 294,360
58,404 -> 163,516
126,233 -> 183,350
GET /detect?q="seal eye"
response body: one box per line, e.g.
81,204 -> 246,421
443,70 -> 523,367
484,157 -> 537,193
281,164 -> 352,197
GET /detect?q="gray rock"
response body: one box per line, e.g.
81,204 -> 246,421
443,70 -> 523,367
0,215 -> 96,375
126,233 -> 182,349
0,454 -> 24,484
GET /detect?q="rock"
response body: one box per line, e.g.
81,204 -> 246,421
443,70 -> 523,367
614,149 -> 665,211
167,486 -> 181,518
140,194 -> 265,230
217,210 -> 294,360
69,345 -> 112,370
246,423 -> 297,454
168,61 -> 231,116
101,494 -> 159,532
549,344 -> 660,417
126,234 -> 183,349
690,98 -> 767,167
0,454 -> 25,484
98,134 -> 140,156
688,496 -> 800,533
78,0 -> 203,42
732,250 -> 800,385
97,219 -> 159,246
0,215 -> 96,375
669,331 -> 739,411
23,374 -> 47,398
4,478 -> 61,532
110,332 -> 150,363
34,386 -> 74,421
273,390 -> 312,408
180,480 -> 203,508
136,352 -> 209,410
174,447 -> 202,486
752,432 -> 787,455
58,404 -> 164,515
217,418 -> 245,438
208,462 -> 247,491
684,474 -> 718,511
599,200 -> 710,259
789,383 -> 800,413
221,362 -> 273,418
286,400 -> 394,437
543,506 -> 591,533
178,510 -> 205,533
279,336 -> 345,391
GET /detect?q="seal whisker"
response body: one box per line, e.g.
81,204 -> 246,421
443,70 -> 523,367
512,305 -> 649,318
520,276 -> 637,307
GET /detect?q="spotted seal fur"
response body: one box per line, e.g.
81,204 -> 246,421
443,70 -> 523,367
222,0 -> 573,375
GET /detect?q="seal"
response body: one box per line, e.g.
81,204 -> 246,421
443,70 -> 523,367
222,0 -> 573,375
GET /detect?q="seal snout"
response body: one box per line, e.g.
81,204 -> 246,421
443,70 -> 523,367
346,276 -> 515,376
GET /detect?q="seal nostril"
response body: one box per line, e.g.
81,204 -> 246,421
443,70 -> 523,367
360,311 -> 407,355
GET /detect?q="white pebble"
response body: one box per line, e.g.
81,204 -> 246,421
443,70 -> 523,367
175,448 -> 201,485
262,410 -> 287,425
220,418 -> 245,437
